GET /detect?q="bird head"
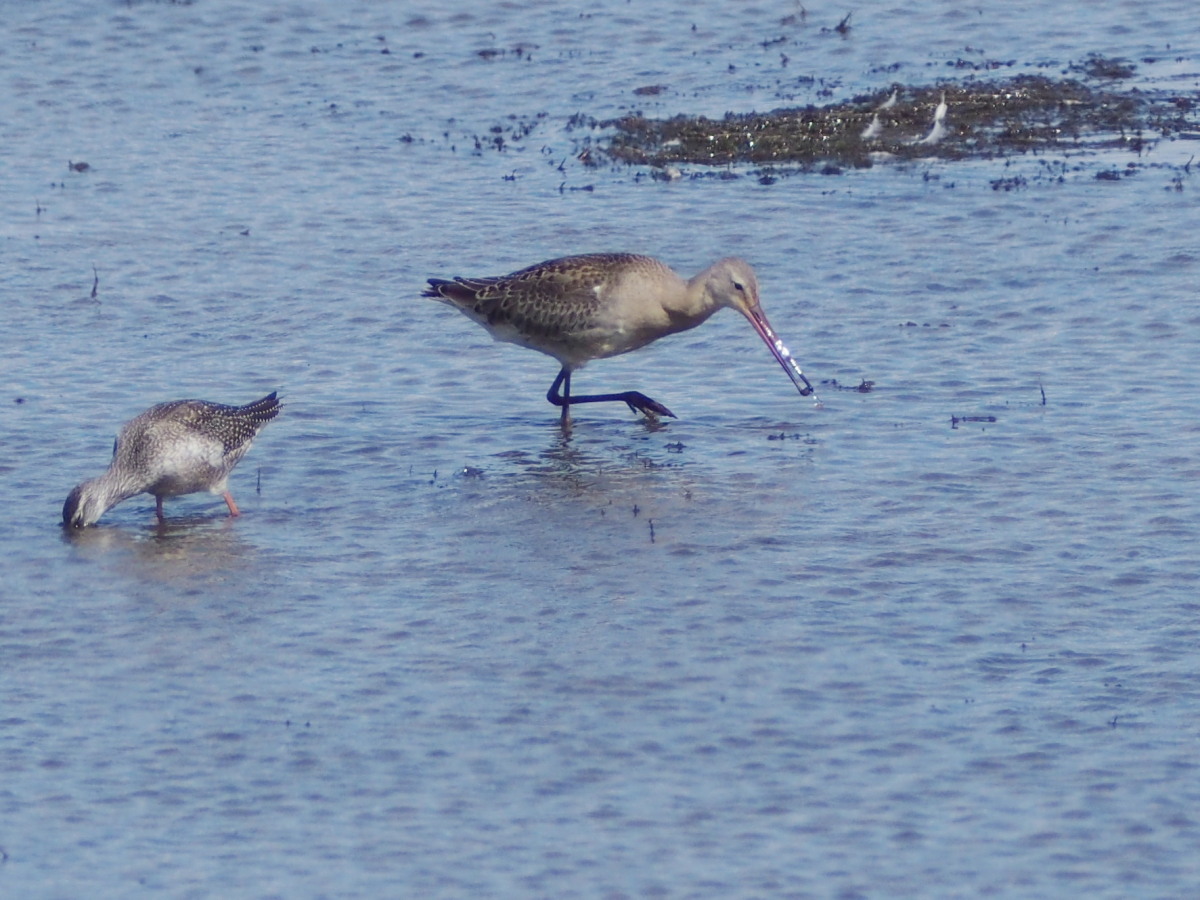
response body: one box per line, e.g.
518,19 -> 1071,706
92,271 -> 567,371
62,482 -> 104,528
709,258 -> 814,397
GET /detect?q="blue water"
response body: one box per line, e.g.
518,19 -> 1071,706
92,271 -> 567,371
3,1 -> 1200,897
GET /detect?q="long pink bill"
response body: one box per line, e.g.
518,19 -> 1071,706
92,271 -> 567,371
744,306 -> 815,397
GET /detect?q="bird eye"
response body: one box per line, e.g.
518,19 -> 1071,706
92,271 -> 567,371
733,280 -> 746,293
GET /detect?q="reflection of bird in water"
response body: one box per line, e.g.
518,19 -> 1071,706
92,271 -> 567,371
423,254 -> 814,426
61,515 -> 260,584
63,392 -> 280,527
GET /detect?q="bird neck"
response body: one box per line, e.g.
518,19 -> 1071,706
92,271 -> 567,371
675,270 -> 727,322
90,464 -> 144,508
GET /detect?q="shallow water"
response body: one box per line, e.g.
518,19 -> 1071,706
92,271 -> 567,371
3,1 -> 1200,897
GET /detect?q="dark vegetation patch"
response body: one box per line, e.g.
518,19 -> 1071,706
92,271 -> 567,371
594,68 -> 1198,175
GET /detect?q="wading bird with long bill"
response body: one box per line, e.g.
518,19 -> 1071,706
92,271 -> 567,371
422,253 -> 814,426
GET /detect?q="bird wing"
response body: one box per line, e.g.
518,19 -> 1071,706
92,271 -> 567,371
431,261 -> 619,339
151,396 -> 279,456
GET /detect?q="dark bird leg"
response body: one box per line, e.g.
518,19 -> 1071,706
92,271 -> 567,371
546,367 -> 676,422
547,368 -> 572,427
156,495 -> 166,522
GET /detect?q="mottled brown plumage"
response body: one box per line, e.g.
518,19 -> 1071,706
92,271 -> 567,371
63,392 -> 281,527
423,253 -> 813,424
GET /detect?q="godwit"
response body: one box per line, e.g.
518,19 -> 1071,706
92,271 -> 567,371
63,392 -> 280,528
422,254 -> 813,425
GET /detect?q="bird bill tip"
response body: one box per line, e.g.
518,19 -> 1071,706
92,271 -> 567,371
779,351 -> 814,396
745,308 -> 814,397
766,336 -> 815,397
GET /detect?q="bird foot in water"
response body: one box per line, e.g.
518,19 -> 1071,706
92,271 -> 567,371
622,392 -> 676,420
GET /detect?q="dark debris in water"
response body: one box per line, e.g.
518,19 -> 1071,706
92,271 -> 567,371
951,415 -> 998,429
600,72 -> 1198,172
824,379 -> 876,393
1070,53 -> 1138,80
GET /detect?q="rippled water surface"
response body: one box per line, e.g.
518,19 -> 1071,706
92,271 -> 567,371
3,1 -> 1200,897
